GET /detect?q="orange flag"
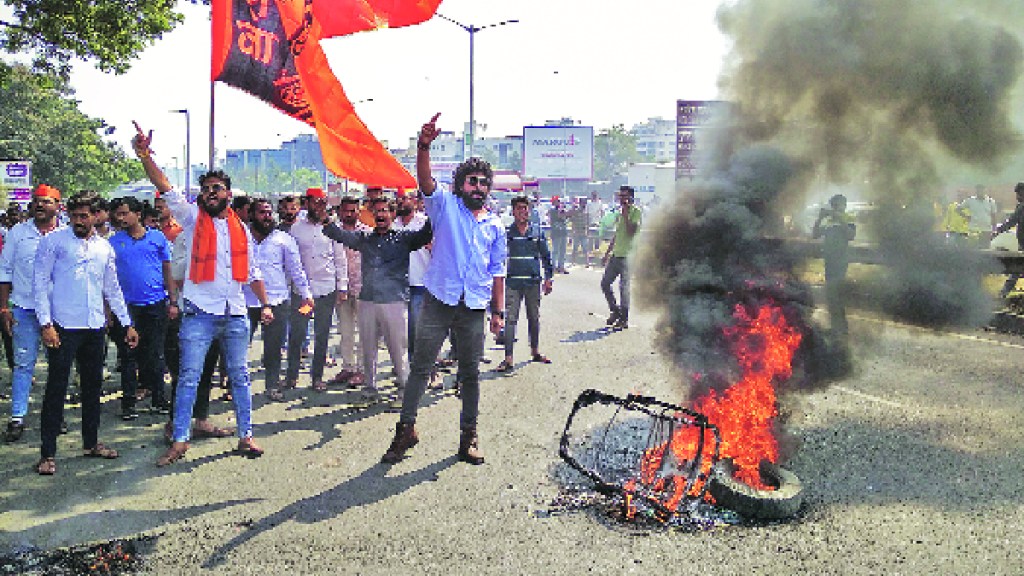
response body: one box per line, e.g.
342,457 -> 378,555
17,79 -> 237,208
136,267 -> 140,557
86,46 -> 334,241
211,0 -> 441,188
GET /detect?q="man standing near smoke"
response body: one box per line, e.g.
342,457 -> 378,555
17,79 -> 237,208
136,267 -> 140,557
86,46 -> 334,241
959,185 -> 998,249
813,193 -> 856,336
381,112 -> 506,466
993,183 -> 1024,298
601,186 -> 642,330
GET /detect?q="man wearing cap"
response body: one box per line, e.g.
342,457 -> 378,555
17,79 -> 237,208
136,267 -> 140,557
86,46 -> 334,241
381,113 -> 507,466
133,122 -> 273,466
0,184 -> 65,442
287,187 -> 348,392
359,186 -> 385,228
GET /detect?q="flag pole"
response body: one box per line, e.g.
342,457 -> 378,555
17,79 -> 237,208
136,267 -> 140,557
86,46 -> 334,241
209,80 -> 216,171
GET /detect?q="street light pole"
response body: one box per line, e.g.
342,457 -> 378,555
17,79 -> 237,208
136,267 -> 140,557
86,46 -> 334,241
171,109 -> 190,193
436,14 -> 518,159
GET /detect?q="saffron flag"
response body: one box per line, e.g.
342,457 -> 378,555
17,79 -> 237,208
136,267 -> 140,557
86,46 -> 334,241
211,0 -> 441,188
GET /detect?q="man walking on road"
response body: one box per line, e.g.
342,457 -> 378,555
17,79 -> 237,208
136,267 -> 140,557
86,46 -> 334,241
601,186 -> 642,330
0,184 -> 64,443
246,198 -> 313,401
495,196 -> 554,373
288,187 -> 348,393
109,196 -> 175,420
33,193 -> 139,475
133,122 -> 273,466
382,113 -> 507,465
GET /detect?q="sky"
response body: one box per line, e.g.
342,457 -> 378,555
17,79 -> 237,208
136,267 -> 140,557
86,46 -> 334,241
69,0 -> 731,169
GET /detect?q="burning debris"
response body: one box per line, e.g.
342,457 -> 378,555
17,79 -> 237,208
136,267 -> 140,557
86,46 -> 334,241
0,535 -> 155,576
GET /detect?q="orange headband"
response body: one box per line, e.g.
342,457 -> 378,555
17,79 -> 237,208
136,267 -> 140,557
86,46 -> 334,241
34,184 -> 61,200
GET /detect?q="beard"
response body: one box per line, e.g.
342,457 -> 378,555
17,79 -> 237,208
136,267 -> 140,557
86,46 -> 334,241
201,197 -> 229,216
396,206 -> 412,217
251,219 -> 274,236
461,192 -> 486,211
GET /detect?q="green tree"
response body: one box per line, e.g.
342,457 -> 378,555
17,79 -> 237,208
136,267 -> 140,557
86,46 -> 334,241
594,124 -> 640,181
0,0 -> 208,75
0,62 -> 143,196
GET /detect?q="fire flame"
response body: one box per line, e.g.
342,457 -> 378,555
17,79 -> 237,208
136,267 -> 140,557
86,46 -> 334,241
628,301 -> 802,514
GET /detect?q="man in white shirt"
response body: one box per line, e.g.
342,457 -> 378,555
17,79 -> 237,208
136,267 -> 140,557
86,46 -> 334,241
33,193 -> 139,475
287,187 -> 347,392
245,198 -> 313,401
959,185 -> 999,248
133,122 -> 273,467
0,184 -> 64,443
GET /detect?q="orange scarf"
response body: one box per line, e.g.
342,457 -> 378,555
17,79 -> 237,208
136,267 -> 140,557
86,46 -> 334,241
189,207 -> 249,284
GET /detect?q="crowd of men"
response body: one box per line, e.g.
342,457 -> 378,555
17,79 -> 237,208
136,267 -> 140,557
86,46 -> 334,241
0,115 -> 644,475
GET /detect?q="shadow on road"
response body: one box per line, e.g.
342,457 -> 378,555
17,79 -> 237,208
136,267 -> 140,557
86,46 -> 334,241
561,327 -> 617,343
200,456 -> 459,569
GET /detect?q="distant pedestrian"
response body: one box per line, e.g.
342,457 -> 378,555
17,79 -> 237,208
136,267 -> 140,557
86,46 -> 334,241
994,183 -> 1024,298
548,196 -> 569,274
601,186 -> 642,330
813,193 -> 856,335
33,193 -> 139,475
959,185 -> 998,248
495,196 -> 553,373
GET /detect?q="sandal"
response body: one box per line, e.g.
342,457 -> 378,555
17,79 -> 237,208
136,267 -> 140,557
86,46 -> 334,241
281,379 -> 298,390
193,424 -> 235,439
495,360 -> 514,373
36,457 -> 56,475
235,437 -> 264,458
331,370 -> 354,385
83,443 -> 119,459
266,388 -> 285,402
346,373 -> 364,388
531,354 -> 552,364
156,442 -> 189,467
312,380 -> 328,392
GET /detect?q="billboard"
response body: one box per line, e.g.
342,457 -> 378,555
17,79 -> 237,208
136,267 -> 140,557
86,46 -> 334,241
675,100 -> 727,180
522,126 -> 593,180
1,160 -> 32,206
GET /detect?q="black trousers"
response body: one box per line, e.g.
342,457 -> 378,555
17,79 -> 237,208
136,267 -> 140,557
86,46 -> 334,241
121,301 -> 169,410
40,327 -> 106,458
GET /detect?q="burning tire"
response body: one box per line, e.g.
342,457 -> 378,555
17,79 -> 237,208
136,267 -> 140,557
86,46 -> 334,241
708,459 -> 803,520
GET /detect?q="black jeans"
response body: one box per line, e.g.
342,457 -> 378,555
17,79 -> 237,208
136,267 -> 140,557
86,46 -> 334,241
400,294 -> 485,429
287,291 -> 336,383
40,327 -> 106,458
121,301 -> 169,410
249,302 -> 291,391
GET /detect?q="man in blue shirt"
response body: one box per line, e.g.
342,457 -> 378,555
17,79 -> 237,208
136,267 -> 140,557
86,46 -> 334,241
382,113 -> 507,465
110,196 -> 175,420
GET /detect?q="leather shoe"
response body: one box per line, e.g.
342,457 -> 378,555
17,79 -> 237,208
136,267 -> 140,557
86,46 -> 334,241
458,427 -> 485,465
381,422 -> 418,463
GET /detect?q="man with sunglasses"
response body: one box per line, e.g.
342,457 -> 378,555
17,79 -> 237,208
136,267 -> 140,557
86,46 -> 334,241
132,122 -> 274,467
381,113 -> 507,466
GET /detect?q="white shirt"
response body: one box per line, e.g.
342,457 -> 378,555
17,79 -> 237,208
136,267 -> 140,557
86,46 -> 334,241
0,219 -> 65,309
244,229 -> 312,307
289,217 -> 347,298
165,188 -> 262,316
960,195 -> 998,232
33,228 -> 131,329
393,212 -> 430,287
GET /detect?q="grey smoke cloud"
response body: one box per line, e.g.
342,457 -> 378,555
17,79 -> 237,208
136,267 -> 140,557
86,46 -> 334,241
638,0 -> 1023,396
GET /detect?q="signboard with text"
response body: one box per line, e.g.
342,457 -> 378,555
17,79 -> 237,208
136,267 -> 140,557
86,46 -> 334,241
522,126 -> 594,180
675,100 -> 727,180
1,160 -> 32,205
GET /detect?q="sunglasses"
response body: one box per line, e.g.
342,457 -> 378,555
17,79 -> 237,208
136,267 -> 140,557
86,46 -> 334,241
200,183 -> 227,194
465,176 -> 491,188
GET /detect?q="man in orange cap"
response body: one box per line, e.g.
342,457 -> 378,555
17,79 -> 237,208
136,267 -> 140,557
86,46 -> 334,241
0,184 -> 64,442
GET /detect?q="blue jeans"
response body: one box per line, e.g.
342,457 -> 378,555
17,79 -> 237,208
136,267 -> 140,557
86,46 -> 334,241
10,306 -> 41,421
549,231 -> 568,271
172,300 -> 253,442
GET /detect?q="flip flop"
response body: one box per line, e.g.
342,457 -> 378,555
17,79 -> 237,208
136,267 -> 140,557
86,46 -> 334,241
156,442 -> 189,467
312,380 -> 328,392
235,438 -> 264,458
531,354 -> 552,364
83,443 -> 119,459
36,457 -> 56,475
494,360 -> 515,373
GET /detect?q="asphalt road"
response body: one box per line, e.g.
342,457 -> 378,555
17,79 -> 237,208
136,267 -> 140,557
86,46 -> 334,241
1,266 -> 1022,574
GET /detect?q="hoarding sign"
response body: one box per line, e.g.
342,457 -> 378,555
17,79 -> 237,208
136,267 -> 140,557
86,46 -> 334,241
522,126 -> 593,180
1,160 -> 32,205
676,100 -> 726,180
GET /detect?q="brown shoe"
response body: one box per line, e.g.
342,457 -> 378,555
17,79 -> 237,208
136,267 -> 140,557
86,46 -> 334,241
381,422 -> 418,464
156,441 -> 189,467
458,427 -> 485,465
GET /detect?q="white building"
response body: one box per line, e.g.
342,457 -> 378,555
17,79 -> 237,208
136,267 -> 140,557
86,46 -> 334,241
627,162 -> 676,206
631,117 -> 676,163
